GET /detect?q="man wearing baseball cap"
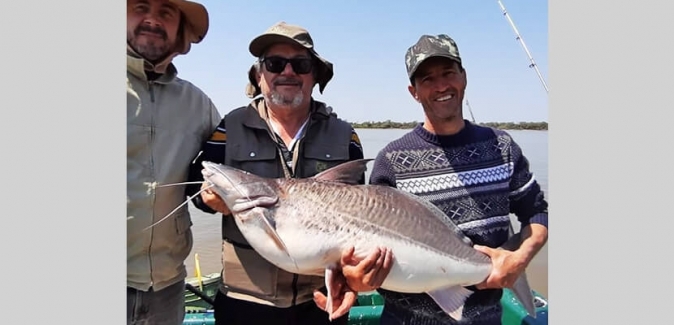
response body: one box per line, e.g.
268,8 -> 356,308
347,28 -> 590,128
363,34 -> 550,324
127,0 -> 221,324
185,21 -> 393,325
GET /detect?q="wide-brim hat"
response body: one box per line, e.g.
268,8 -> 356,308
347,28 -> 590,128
169,0 -> 209,46
245,21 -> 334,98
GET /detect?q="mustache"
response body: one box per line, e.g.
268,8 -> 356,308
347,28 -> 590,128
273,77 -> 302,86
135,25 -> 168,40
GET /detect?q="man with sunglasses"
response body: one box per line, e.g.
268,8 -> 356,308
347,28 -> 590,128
127,0 -> 221,324
185,21 -> 393,325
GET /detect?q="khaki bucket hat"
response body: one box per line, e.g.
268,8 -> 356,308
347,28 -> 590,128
168,0 -> 209,44
245,21 -> 334,98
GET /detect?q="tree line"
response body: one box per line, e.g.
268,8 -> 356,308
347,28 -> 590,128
349,120 -> 547,131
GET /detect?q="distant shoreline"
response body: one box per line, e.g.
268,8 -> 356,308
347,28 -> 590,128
350,121 -> 548,131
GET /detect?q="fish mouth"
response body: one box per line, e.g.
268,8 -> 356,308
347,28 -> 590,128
202,161 -> 229,176
200,163 -> 217,178
202,161 -> 252,176
234,195 -> 275,205
202,161 -> 219,169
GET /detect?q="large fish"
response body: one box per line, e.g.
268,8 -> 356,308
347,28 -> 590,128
200,159 -> 537,321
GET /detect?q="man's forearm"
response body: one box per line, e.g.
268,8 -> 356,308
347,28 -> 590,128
515,223 -> 548,265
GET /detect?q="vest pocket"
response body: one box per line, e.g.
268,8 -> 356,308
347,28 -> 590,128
175,212 -> 192,235
228,143 -> 280,178
168,211 -> 193,263
301,143 -> 350,175
221,240 -> 279,298
229,142 -> 277,161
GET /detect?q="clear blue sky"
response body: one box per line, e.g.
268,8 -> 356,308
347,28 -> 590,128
172,0 -> 548,123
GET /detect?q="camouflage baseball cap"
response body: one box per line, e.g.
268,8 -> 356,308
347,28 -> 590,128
245,21 -> 334,98
405,34 -> 462,80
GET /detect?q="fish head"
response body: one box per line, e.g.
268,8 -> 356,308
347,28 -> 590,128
201,161 -> 279,214
201,161 -> 300,272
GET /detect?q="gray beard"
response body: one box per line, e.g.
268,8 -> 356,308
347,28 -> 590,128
266,91 -> 304,109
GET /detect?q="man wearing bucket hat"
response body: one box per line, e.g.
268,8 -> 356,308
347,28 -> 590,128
344,34 -> 549,324
127,0 -> 221,324
185,21 -> 393,324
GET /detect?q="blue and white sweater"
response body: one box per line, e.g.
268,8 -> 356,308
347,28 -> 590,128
369,121 -> 548,325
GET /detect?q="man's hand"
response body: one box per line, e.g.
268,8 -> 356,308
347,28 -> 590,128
313,271 -> 357,320
312,246 -> 394,319
200,182 -> 231,215
474,223 -> 547,290
473,245 -> 527,289
341,246 -> 394,292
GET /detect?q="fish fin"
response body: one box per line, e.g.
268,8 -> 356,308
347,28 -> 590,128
259,210 -> 298,272
427,286 -> 474,321
324,266 -> 337,321
312,159 -> 373,184
510,271 -> 537,319
498,231 -> 537,318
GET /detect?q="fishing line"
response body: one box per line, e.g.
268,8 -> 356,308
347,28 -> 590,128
141,183 -> 215,231
156,181 -> 204,188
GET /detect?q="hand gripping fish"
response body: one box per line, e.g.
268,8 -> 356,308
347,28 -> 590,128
200,159 -> 537,322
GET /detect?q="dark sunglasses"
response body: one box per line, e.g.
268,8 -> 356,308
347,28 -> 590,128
260,56 -> 313,74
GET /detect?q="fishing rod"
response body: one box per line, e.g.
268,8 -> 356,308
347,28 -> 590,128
185,283 -> 216,307
465,99 -> 476,123
496,0 -> 549,94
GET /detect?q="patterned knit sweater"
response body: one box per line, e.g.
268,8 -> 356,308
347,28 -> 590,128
369,121 -> 548,325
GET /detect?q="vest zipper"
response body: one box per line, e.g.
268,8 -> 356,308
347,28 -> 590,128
291,274 -> 299,306
149,80 -> 156,103
147,79 -> 156,288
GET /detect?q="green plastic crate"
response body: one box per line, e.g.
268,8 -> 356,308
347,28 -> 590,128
501,289 -> 549,324
183,310 -> 215,325
348,291 -> 384,325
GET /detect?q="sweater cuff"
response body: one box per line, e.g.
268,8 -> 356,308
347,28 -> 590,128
524,212 -> 548,228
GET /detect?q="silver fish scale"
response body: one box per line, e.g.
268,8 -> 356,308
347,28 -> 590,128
274,180 -> 490,266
